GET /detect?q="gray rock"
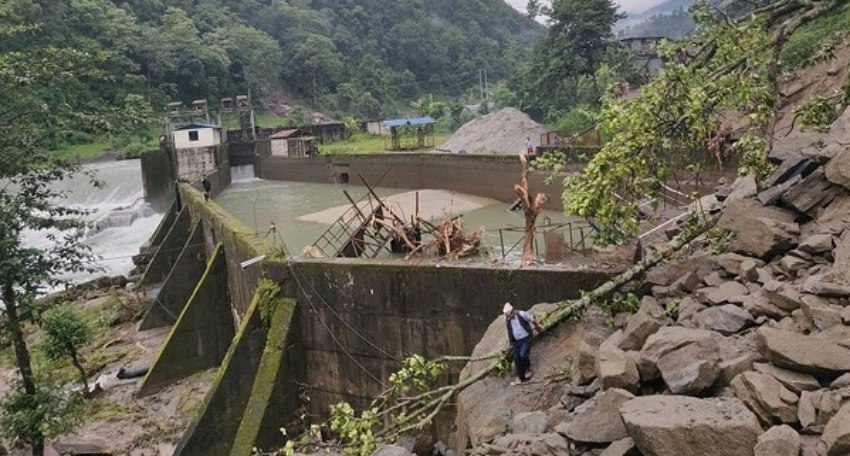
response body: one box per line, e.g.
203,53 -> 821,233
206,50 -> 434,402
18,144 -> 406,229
693,304 -> 755,335
671,270 -> 702,293
704,271 -> 727,287
754,425 -> 800,456
756,327 -> 850,377
510,411 -> 548,435
821,402 -> 850,456
831,373 -> 850,389
780,255 -> 811,277
676,296 -> 707,324
798,390 -> 821,430
706,281 -> 750,306
731,371 -> 799,425
487,433 -> 569,455
842,307 -> 850,325
753,362 -> 820,394
597,331 -> 639,393
800,234 -> 834,254
716,253 -> 765,277
657,337 -> 721,395
645,255 -> 718,288
574,332 -> 606,386
620,299 -> 666,351
743,293 -> 789,320
755,267 -> 775,284
800,295 -> 845,330
740,259 -> 760,282
371,446 -> 413,456
719,353 -> 760,387
638,327 -> 715,381
600,438 -> 638,456
803,274 -> 850,297
825,146 -> 850,190
619,395 -> 761,456
718,199 -> 799,259
558,389 -> 634,444
762,281 -> 803,311
782,166 -> 842,216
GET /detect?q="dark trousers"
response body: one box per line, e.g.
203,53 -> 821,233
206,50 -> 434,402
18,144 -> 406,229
513,336 -> 532,381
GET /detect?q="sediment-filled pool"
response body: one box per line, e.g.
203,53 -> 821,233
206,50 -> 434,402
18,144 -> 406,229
214,175 -> 579,260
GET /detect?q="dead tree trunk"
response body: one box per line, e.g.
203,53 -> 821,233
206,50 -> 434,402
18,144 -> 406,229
514,154 -> 547,265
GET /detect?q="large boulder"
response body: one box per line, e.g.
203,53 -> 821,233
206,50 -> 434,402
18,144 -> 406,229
754,425 -> 801,456
620,298 -> 667,351
480,433 -> 570,455
638,327 -> 715,381
755,327 -> 850,377
821,402 -> 850,456
573,332 -> 606,386
705,281 -> 750,306
731,371 -> 799,425
657,337 -> 721,395
718,199 -> 799,259
597,331 -> 640,393
825,146 -> 850,190
752,362 -> 820,394
510,411 -> 548,435
619,396 -> 761,456
645,255 -> 718,288
693,304 -> 755,335
371,446 -> 413,456
557,388 -> 634,444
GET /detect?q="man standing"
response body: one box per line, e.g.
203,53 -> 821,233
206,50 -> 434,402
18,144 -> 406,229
201,175 -> 212,202
504,302 -> 543,385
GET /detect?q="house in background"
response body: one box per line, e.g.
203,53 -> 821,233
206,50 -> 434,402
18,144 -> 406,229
171,122 -> 225,181
270,128 -> 316,157
172,122 -> 224,149
619,36 -> 668,78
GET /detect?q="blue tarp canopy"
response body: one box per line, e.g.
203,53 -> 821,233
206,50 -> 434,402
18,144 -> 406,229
383,117 -> 435,127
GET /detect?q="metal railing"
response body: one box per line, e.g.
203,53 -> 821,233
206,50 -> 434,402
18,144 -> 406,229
497,220 -> 595,261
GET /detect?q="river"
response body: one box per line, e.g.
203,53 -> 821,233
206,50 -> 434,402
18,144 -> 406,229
19,159 -> 163,285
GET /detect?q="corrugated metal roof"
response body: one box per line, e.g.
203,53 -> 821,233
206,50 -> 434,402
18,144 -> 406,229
383,116 -> 435,127
270,129 -> 300,139
174,122 -> 221,130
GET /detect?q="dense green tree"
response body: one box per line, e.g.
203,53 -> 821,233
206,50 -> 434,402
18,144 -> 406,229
285,34 -> 345,104
513,0 -> 622,120
41,307 -> 94,392
0,24 -> 131,453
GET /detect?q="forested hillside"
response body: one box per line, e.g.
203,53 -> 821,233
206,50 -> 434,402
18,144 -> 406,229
0,0 -> 541,120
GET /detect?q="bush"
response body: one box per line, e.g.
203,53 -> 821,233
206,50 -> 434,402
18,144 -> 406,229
0,381 -> 84,448
41,306 -> 93,391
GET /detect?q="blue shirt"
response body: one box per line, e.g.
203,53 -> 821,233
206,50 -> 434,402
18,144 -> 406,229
507,311 -> 534,340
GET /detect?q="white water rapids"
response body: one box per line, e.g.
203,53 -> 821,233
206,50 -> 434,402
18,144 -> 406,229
19,159 -> 163,285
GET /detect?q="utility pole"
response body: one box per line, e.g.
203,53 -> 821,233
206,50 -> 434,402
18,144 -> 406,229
479,69 -> 485,105
484,69 -> 489,107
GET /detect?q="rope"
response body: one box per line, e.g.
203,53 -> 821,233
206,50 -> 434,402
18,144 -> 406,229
275,231 -> 402,363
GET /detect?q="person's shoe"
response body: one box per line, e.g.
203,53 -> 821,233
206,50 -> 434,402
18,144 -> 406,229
510,378 -> 524,386
525,370 -> 533,380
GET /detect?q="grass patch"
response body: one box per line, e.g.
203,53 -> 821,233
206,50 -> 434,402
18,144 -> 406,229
319,132 -> 452,155
85,397 -> 135,422
53,141 -> 111,161
781,2 -> 850,71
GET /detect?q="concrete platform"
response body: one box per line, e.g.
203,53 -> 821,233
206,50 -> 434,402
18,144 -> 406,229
296,189 -> 498,224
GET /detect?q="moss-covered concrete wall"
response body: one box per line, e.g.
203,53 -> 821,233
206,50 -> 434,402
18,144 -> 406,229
174,290 -> 274,456
258,154 -> 569,210
179,184 -> 274,318
141,146 -> 176,211
139,244 -> 234,395
139,206 -> 191,286
270,259 -> 615,414
139,221 -> 207,330
230,296 -> 299,455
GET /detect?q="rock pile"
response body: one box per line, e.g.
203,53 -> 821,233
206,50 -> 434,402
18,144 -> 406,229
438,108 -> 547,155
442,106 -> 850,455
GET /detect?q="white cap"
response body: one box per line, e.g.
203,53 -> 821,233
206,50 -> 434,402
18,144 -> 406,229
502,302 -> 514,315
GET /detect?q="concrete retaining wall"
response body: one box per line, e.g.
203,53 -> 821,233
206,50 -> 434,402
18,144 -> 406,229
139,244 -> 235,395
272,259 -> 613,413
141,147 -> 176,211
258,154 -> 568,209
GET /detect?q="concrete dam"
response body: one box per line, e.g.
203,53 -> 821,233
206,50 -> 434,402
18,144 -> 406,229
136,139 -> 616,455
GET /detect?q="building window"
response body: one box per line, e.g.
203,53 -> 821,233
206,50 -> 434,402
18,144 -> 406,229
188,130 -> 199,141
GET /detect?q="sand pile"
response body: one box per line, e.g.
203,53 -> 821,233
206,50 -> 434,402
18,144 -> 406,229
439,107 -> 546,155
